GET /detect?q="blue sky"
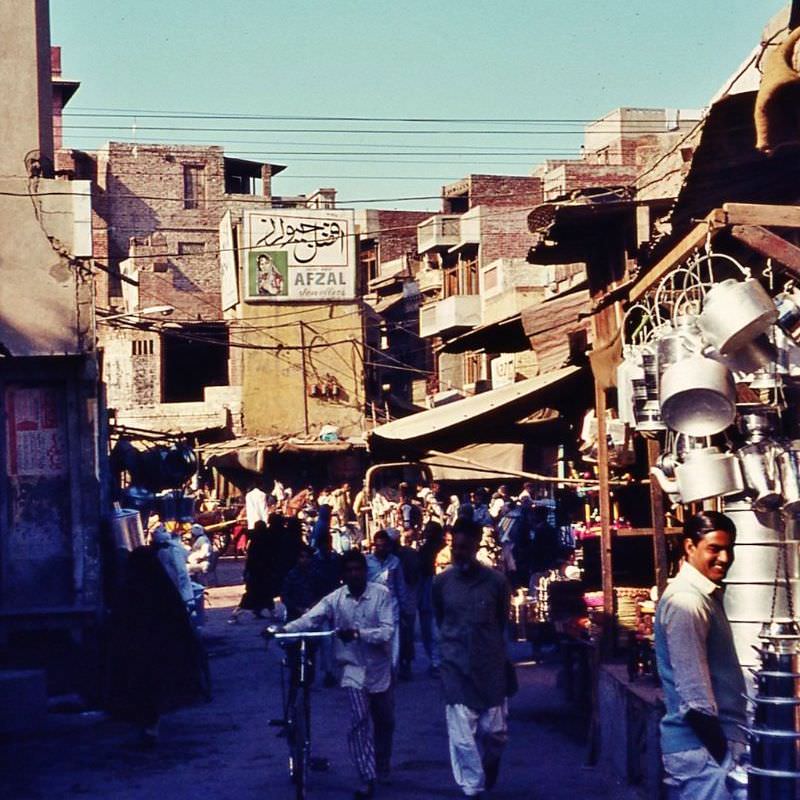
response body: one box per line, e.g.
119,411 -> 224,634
51,1 -> 785,210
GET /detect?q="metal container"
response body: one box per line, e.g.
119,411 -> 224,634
659,355 -> 736,436
722,502 -> 793,669
110,507 -> 144,551
698,277 -> 779,355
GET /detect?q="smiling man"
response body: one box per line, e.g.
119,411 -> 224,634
654,511 -> 747,800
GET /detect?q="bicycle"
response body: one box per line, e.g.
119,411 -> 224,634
265,628 -> 337,799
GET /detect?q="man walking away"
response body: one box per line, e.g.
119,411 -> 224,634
434,519 -> 512,798
418,521 -> 445,676
654,511 -> 747,800
269,550 -> 395,799
366,529 -> 407,669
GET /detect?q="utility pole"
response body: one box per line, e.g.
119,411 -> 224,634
299,321 -> 310,436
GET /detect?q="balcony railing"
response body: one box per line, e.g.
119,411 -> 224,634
419,294 -> 481,338
417,214 -> 461,253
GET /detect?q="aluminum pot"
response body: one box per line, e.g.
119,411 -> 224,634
780,444 -> 800,513
659,355 -> 736,436
651,446 -> 744,504
739,441 -> 783,512
698,277 -> 779,355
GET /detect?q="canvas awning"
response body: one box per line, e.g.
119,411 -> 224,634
422,442 -> 524,481
368,365 -> 582,458
201,436 -> 366,474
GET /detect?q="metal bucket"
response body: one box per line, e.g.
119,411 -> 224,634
110,507 -> 144,551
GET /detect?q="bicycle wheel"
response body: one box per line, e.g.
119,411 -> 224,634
288,692 -> 309,799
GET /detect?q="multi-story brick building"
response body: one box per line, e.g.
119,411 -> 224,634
357,209 -> 435,418
534,107 -> 703,201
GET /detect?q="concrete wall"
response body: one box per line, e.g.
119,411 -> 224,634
240,303 -> 365,439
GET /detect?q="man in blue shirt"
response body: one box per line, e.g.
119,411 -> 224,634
654,511 -> 747,800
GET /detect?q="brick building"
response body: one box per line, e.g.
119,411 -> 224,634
357,209 -> 435,418
534,107 -> 703,201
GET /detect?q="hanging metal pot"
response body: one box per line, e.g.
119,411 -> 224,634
739,441 -> 783,512
650,441 -> 744,504
659,354 -> 736,436
780,444 -> 800,513
695,253 -> 778,355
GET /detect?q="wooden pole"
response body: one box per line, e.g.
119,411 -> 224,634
594,381 -> 614,654
299,321 -> 310,436
647,438 -> 669,597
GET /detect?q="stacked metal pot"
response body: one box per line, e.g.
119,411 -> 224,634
746,620 -> 800,798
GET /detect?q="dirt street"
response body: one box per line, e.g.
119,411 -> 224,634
1,560 -> 640,800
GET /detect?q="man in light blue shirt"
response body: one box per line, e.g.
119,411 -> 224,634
654,511 -> 747,800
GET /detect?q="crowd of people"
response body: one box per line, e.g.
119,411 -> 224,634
218,473 -> 574,799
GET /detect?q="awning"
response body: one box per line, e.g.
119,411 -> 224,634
422,442 -> 524,481
441,312 -> 528,354
201,436 -> 367,474
368,364 -> 582,458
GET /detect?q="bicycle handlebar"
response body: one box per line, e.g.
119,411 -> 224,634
272,629 -> 338,641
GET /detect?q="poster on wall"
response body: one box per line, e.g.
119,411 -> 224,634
5,385 -> 68,477
219,209 -> 239,310
242,208 -> 356,302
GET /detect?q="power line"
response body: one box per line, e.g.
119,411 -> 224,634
66,108 -> 703,125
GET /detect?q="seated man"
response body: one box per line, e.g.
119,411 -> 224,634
186,523 -> 213,579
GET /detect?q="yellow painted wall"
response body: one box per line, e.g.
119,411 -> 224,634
240,302 -> 366,439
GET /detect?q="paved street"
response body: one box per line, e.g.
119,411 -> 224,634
2,561 -> 639,800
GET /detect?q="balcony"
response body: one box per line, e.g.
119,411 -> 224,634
419,294 -> 481,339
417,214 -> 461,253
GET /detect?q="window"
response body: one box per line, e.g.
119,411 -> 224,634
464,352 -> 482,386
131,339 -> 154,356
161,323 -> 229,403
361,241 -> 379,284
178,241 -> 205,255
444,266 -> 459,298
183,164 -> 206,210
461,255 -> 479,295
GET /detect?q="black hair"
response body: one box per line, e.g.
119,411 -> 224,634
452,517 -> 481,539
341,549 -> 367,570
373,529 -> 391,543
682,511 -> 736,546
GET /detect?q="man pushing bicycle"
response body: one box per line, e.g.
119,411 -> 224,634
266,549 -> 396,799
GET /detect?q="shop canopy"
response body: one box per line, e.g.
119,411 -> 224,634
422,442 -> 524,481
368,364 -> 582,459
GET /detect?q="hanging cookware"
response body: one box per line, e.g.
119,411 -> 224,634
739,441 -> 783,512
659,355 -> 736,436
739,405 -> 781,443
650,441 -> 744,504
695,254 -> 778,355
779,443 -> 800,514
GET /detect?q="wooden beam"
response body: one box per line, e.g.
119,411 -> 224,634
647,439 -> 669,597
629,208 -> 726,302
594,381 -> 615,656
724,203 -> 800,229
730,225 -> 800,278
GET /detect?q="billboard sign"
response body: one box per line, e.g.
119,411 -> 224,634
242,208 -> 356,302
